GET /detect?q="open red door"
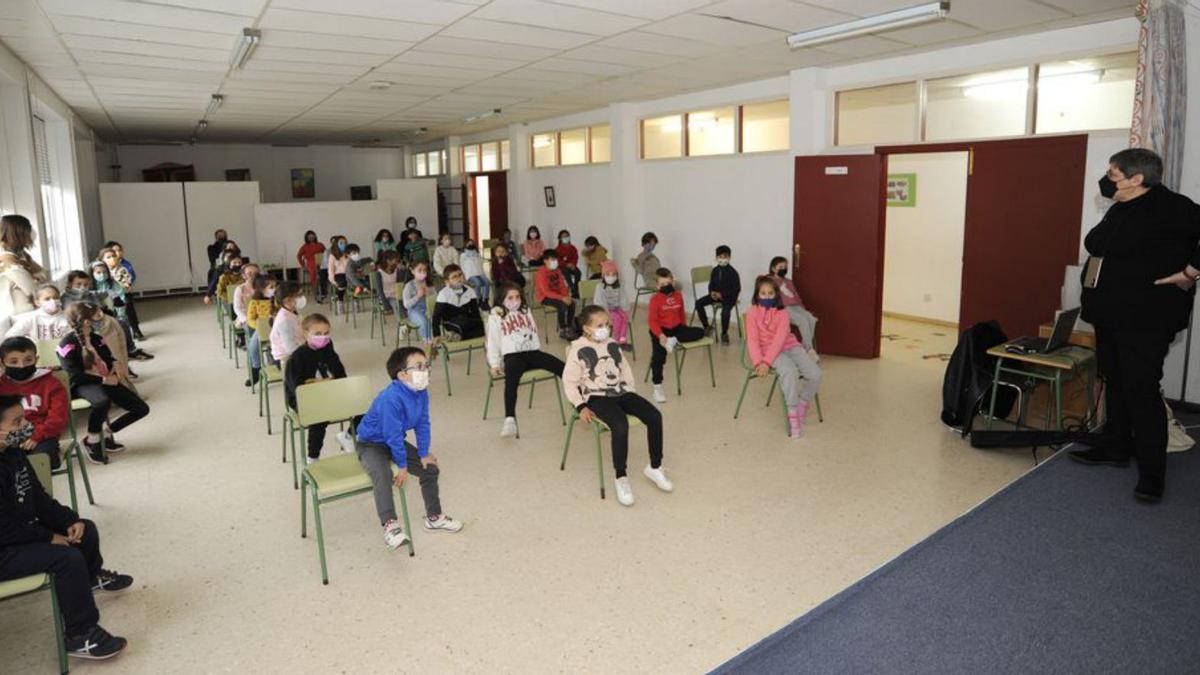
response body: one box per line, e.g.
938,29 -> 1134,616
793,154 -> 886,358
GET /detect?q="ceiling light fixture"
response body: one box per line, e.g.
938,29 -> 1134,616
463,108 -> 501,123
368,80 -> 394,90
205,94 -> 223,117
196,120 -> 208,131
787,1 -> 950,49
230,28 -> 261,69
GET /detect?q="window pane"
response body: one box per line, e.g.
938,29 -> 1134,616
742,100 -> 789,153
500,140 -> 510,170
428,151 -> 441,175
590,124 -> 611,162
687,107 -> 735,156
642,115 -> 682,159
481,142 -> 499,171
560,128 -> 587,165
440,150 -> 447,174
925,67 -> 1028,141
414,154 -> 427,176
463,144 -> 480,173
836,83 -> 917,146
1036,52 -> 1137,134
532,133 -> 557,167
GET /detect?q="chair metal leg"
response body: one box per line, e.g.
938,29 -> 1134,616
72,441 -> 94,505
527,380 -> 536,409
443,350 -> 453,397
560,415 -> 576,470
554,383 -> 565,425
706,345 -> 716,387
483,378 -> 494,420
300,472 -> 308,538
814,392 -> 824,423
397,486 -> 415,558
293,427 -> 304,490
594,427 -> 605,499
49,576 -> 68,675
733,372 -> 753,419
282,416 -> 290,463
673,350 -> 685,396
466,348 -> 474,375
264,378 -> 273,435
312,483 -> 329,585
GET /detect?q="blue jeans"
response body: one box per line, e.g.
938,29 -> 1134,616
407,303 -> 432,341
468,275 -> 491,305
248,329 -> 262,370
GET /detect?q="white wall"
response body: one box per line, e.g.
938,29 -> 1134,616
883,152 -> 968,323
113,143 -> 405,203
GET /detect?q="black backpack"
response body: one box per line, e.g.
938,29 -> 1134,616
941,321 -> 1016,437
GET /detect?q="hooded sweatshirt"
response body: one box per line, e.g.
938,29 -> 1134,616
460,249 -> 486,279
433,244 -> 459,276
4,307 -> 70,341
562,336 -> 636,409
283,342 -> 346,410
747,304 -> 802,367
485,306 -> 541,368
433,284 -> 482,338
0,369 -> 68,443
534,265 -> 570,303
0,446 -> 77,548
356,380 -> 430,468
647,288 -> 686,338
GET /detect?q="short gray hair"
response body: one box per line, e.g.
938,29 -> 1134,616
1109,148 -> 1163,187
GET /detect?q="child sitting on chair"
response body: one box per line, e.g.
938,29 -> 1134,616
284,313 -> 355,464
563,305 -> 672,507
0,337 -> 69,470
534,250 -> 578,341
355,347 -> 463,551
0,394 -> 132,662
694,245 -> 741,345
769,256 -> 818,351
486,283 -> 565,439
5,283 -> 69,341
592,260 -> 631,350
344,244 -> 374,295
647,268 -> 705,403
746,276 -> 822,439
459,241 -> 490,311
432,265 -> 484,341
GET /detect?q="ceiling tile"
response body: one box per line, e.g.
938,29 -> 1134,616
472,0 -> 646,35
61,34 -> 228,61
810,34 -> 908,58
1038,0 -> 1136,14
251,45 -> 395,67
258,8 -> 442,41
415,36 -> 560,61
597,31 -> 722,57
947,0 -> 1072,31
878,19 -> 985,46
40,0 -> 250,34
69,49 -> 230,72
270,0 -> 474,24
531,56 -> 638,76
441,18 -> 594,49
392,50 -> 531,72
259,29 -> 413,54
561,44 -> 684,67
153,0 -> 268,15
549,0 -> 714,20
641,13 -> 787,46
802,0 -> 935,16
46,16 -> 234,49
371,61 -> 495,82
700,0 -> 855,32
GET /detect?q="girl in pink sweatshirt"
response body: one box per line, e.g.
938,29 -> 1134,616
746,276 -> 822,438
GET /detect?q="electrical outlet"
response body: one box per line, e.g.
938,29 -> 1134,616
923,294 -> 932,302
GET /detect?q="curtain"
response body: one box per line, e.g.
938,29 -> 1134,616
1128,0 -> 1188,189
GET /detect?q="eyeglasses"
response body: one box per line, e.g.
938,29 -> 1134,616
402,363 -> 431,372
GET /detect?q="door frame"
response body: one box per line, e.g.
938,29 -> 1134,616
465,170 -> 509,244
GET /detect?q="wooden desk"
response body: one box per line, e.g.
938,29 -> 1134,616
1037,323 -> 1096,349
984,343 -> 1097,431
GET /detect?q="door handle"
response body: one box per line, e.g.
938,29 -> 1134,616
793,243 -> 801,269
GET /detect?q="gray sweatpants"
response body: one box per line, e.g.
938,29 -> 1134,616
787,306 -> 818,348
774,345 -> 822,407
357,440 -> 442,525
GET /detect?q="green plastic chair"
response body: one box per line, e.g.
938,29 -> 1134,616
560,409 -> 645,500
215,282 -> 228,349
439,336 -> 486,397
628,262 -> 657,324
282,376 -> 375,490
344,265 -> 375,328
369,294 -> 391,347
36,340 -> 60,369
225,283 -> 245,368
252,317 -> 284,435
482,367 -> 565,436
642,335 -> 716,396
395,291 -> 437,346
523,270 -> 557,342
688,265 -> 742,338
51,371 -> 95,512
301,452 -> 414,584
579,279 -> 637,360
733,315 -> 823,428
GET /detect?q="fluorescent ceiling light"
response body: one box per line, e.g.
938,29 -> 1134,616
464,108 -> 501,123
205,94 -> 223,117
787,1 -> 949,49
230,28 -> 261,69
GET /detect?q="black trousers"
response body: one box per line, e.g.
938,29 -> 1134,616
694,295 -> 736,335
0,519 -> 102,637
562,266 -> 581,298
502,351 -> 565,417
32,438 -> 61,471
1094,326 -> 1175,483
333,273 -> 347,301
649,325 -> 706,384
307,415 -> 363,459
75,383 -> 150,435
124,296 -> 141,334
542,298 -> 575,330
586,393 -> 663,478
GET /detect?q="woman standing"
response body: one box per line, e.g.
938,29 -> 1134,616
0,215 -> 48,318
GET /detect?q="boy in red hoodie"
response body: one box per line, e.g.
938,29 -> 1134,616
0,337 -> 68,469
534,249 -> 579,340
647,267 -> 705,403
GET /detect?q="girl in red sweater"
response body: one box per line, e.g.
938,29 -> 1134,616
746,276 -> 822,438
554,229 -> 581,298
0,337 -> 68,469
646,267 -> 705,403
296,230 -> 326,302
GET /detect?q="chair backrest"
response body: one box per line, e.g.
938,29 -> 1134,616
578,279 -> 600,305
36,339 -> 59,368
690,265 -> 712,298
27,452 -> 52,497
255,316 -> 272,344
226,282 -> 242,304
523,270 -> 542,308
739,314 -> 753,369
295,375 -> 376,427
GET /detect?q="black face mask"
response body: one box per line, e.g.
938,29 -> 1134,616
217,235 -> 227,241
659,284 -> 675,295
5,365 -> 37,381
774,267 -> 787,277
1098,175 -> 1118,199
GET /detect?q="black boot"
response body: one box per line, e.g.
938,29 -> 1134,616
1068,447 -> 1130,467
244,367 -> 260,387
1134,476 -> 1164,502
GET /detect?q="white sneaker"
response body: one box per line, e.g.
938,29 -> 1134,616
382,519 -> 409,550
643,465 -> 674,492
501,417 -> 518,438
336,430 -> 356,453
614,477 -> 635,506
665,336 -> 679,353
305,456 -> 318,465
423,514 -> 464,533
653,384 -> 667,403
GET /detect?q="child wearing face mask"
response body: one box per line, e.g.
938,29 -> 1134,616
432,265 -> 484,341
694,244 -> 741,345
747,276 -> 822,439
231,263 -> 260,328
523,226 -> 546,267
374,228 -> 397,257
592,260 -> 631,349
562,305 -> 672,507
489,243 -> 524,292
244,275 -> 277,388
486,283 -> 566,439
296,230 -> 326,302
5,283 -> 69,341
87,262 -> 149,364
403,229 -> 429,267
459,240 -> 490,311
344,244 -> 373,293
535,250 -> 578,340
647,267 -> 705,403
355,346 -> 464,551
327,236 -> 350,310
205,245 -> 241,304
554,229 -> 581,298
631,232 -> 661,290
373,251 -> 403,316
0,337 -> 69,470
101,242 -> 143,340
61,272 -> 145,370
402,261 -> 436,352
432,234 -> 459,277
769,256 -> 818,350
582,236 -> 608,279
270,282 -> 307,363
284,314 -> 357,463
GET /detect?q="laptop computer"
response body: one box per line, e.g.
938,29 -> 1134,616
1004,307 -> 1082,355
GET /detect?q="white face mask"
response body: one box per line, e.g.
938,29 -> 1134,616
547,260 -> 559,270
405,370 -> 430,391
716,258 -> 729,266
295,296 -> 308,311
560,237 -> 570,245
603,275 -> 617,285
591,326 -> 610,341
41,299 -> 61,314
350,253 -> 361,262
504,298 -> 522,312
265,288 -> 276,298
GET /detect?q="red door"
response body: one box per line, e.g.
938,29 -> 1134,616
487,171 -> 509,241
793,154 -> 886,358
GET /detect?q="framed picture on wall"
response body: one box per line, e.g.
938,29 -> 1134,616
544,185 -> 556,207
886,173 -> 917,207
291,168 -> 315,199
225,168 -> 251,181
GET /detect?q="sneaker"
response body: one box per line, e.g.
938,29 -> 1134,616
305,456 -> 318,465
643,465 -> 674,492
127,369 -> 139,380
66,625 -> 127,660
720,334 -> 730,345
618,342 -> 634,353
653,384 -> 667,403
129,349 -> 154,361
132,330 -> 146,341
501,417 -> 518,438
103,437 -> 125,453
665,336 -> 679,353
423,514 -> 464,533
614,476 -> 635,506
92,569 -> 133,593
382,519 -> 409,550
84,440 -> 108,465
335,430 -> 356,453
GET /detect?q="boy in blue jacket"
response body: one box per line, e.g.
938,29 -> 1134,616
355,347 -> 463,551
695,244 -> 742,345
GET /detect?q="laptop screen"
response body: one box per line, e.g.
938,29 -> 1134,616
1045,307 -> 1081,352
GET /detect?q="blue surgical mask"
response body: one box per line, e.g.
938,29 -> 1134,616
759,298 -> 778,308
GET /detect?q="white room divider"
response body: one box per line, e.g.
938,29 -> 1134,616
98,183 -> 192,293
183,181 -> 261,287
376,178 -> 437,232
253,200 -> 392,268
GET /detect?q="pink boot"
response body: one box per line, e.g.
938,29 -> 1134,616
788,402 -> 810,439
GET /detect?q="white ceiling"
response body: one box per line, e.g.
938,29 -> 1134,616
0,0 -> 1136,145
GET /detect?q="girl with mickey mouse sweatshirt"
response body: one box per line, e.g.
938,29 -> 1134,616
562,305 -> 673,507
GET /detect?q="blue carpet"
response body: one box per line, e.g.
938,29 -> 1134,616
714,437 -> 1200,675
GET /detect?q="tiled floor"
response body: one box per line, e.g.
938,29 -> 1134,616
2,302 -> 1033,674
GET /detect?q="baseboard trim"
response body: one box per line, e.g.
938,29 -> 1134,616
883,311 -> 959,329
